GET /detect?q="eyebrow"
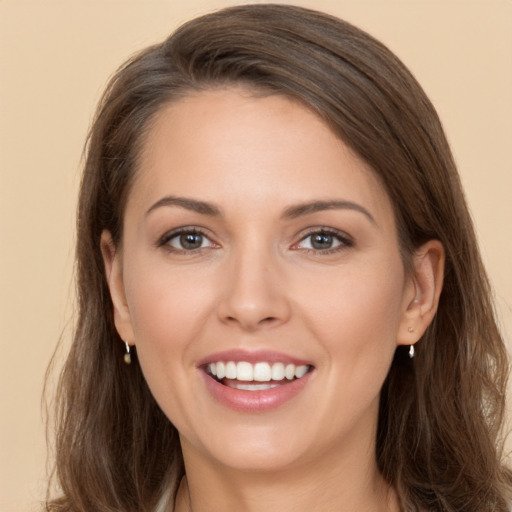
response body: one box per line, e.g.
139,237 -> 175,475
146,196 -> 222,217
146,195 -> 376,225
282,200 -> 376,225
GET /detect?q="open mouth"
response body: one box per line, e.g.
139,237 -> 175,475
205,361 -> 313,391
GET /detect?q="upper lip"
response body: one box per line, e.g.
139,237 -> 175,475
196,349 -> 313,368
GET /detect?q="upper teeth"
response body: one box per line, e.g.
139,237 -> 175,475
207,361 -> 309,382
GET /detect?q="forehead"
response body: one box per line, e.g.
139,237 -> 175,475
129,88 -> 395,226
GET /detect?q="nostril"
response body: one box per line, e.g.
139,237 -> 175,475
222,312 -> 281,330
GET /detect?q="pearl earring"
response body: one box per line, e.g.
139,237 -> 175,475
409,345 -> 415,359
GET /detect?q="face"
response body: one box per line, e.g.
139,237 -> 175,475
104,88 -> 424,475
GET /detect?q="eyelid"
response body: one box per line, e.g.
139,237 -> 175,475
156,225 -> 352,254
291,227 -> 354,253
157,226 -> 219,252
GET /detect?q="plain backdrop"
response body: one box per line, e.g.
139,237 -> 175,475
1,1 -> 511,510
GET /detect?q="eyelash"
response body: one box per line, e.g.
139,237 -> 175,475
157,227 -> 353,255
158,227 -> 216,254
292,228 -> 354,255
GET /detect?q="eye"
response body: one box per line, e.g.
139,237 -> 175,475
293,229 -> 352,253
160,229 -> 216,252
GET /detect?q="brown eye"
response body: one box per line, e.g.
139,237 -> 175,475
163,230 -> 213,251
179,232 -> 204,250
310,233 -> 335,250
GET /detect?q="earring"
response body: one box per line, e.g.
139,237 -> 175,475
124,341 -> 131,365
408,326 -> 414,333
408,344 -> 415,359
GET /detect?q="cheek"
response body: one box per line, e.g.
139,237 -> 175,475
300,259 -> 405,430
299,256 -> 405,366
122,258 -> 217,392
121,262 -> 220,432
124,258 -> 214,346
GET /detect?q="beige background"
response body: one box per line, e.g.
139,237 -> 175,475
1,1 -> 511,510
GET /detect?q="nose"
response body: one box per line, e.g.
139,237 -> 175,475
217,247 -> 292,331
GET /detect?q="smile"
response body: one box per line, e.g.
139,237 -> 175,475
200,352 -> 314,412
207,361 -> 310,389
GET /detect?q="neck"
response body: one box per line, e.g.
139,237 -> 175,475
176,474 -> 398,512
174,441 -> 400,512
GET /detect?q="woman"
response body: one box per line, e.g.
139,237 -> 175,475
46,4 -> 511,511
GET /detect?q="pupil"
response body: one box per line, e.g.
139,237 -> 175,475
180,233 -> 202,249
312,233 -> 332,249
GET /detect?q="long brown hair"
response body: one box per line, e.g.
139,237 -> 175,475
46,4 -> 511,511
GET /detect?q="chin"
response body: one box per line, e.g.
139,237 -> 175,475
181,422 -> 318,474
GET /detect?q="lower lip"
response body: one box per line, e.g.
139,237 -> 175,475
201,371 -> 313,413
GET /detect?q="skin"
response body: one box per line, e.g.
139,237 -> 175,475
102,88 -> 444,512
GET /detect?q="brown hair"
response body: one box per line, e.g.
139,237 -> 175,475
46,4 -> 511,511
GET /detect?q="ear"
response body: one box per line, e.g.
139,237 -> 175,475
100,230 -> 135,345
397,239 -> 445,347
